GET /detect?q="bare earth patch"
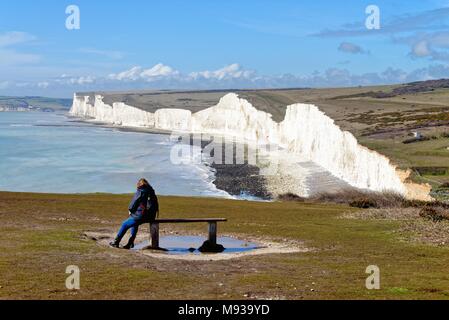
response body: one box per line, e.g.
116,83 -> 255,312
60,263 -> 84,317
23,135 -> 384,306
401,220 -> 449,246
342,208 -> 421,220
342,208 -> 449,246
83,230 -> 309,261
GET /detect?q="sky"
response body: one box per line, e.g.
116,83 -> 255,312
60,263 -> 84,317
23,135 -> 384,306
1,0 -> 449,97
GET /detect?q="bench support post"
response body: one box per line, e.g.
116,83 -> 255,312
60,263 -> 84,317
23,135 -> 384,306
150,223 -> 159,249
208,222 -> 217,245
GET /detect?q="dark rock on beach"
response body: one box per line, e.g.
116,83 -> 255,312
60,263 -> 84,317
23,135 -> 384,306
212,163 -> 272,200
186,134 -> 273,200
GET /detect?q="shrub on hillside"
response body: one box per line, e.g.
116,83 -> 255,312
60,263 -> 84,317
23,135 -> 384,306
349,198 -> 379,209
440,182 -> 449,188
419,207 -> 449,222
402,136 -> 430,144
312,189 -> 406,208
278,189 -> 449,210
278,193 -> 307,202
278,189 -> 406,208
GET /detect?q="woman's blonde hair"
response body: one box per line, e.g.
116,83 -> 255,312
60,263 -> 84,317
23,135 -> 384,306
137,178 -> 149,188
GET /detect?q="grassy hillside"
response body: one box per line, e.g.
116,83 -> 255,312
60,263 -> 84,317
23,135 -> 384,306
1,191 -> 448,300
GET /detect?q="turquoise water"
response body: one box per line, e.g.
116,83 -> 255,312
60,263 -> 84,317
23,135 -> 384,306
0,112 -> 229,197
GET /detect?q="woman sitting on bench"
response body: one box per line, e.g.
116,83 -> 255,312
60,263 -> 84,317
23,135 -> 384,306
110,178 -> 159,249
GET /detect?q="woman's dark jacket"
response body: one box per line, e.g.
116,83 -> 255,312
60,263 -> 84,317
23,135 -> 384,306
128,184 -> 159,222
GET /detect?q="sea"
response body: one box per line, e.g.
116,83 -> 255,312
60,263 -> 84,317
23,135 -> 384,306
0,112 -> 231,197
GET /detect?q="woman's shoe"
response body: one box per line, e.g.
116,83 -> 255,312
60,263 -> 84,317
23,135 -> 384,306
123,242 -> 134,250
109,239 -> 120,248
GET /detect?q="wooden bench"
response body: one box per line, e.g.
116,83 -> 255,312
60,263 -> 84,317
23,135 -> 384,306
149,218 -> 227,249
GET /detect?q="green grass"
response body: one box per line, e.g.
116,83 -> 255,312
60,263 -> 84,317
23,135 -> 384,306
359,136 -> 449,196
1,191 -> 449,300
359,136 -> 449,168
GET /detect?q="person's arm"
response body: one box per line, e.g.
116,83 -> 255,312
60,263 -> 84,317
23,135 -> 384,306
128,190 -> 143,214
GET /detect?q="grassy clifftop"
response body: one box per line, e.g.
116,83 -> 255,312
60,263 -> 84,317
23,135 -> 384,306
1,191 -> 448,299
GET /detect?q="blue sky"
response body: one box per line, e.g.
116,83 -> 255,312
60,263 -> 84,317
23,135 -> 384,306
1,0 -> 449,97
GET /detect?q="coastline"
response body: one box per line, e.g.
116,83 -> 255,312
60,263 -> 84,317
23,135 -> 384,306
66,115 -> 272,200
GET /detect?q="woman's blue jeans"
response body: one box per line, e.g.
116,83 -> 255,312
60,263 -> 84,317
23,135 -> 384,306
116,217 -> 142,244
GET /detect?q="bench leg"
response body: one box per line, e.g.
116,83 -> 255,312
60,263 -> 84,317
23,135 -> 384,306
150,223 -> 159,249
208,222 -> 217,245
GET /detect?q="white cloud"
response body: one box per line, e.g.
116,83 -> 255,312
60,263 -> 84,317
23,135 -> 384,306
69,76 -> 95,85
140,63 -> 179,80
0,31 -> 35,47
103,63 -> 449,89
395,31 -> 449,61
412,40 -> 432,57
52,75 -> 96,85
108,64 -> 179,82
6,62 -> 449,97
189,63 -> 255,80
109,66 -> 143,81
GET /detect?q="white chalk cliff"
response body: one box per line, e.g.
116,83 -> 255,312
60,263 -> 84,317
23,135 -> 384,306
70,93 -> 431,200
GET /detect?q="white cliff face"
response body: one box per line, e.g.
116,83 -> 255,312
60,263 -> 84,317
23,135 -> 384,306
155,109 -> 192,131
192,94 -> 279,143
70,94 -> 155,127
279,104 -> 406,193
70,92 -> 431,200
